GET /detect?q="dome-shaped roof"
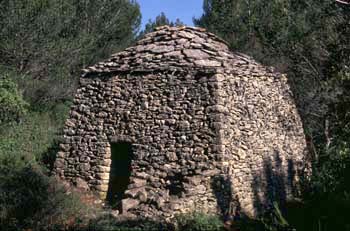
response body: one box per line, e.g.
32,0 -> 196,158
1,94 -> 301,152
82,26 -> 266,77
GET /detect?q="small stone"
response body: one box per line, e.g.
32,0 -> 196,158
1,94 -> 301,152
57,151 -> 65,158
121,198 -> 140,213
75,178 -> 89,191
65,119 -> 76,127
178,30 -> 196,39
184,176 -> 202,186
125,187 -> 147,202
202,169 -> 221,176
163,50 -> 182,58
54,158 -> 65,168
166,152 -> 178,161
95,184 -> 109,192
194,59 -> 221,67
155,196 -> 165,209
178,121 -> 190,130
151,45 -> 174,53
96,172 -> 109,180
130,178 -> 147,188
183,49 -> 210,59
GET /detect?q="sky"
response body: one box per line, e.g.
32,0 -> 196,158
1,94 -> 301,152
137,0 -> 204,30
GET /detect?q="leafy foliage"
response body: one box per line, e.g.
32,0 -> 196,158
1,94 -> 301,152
139,12 -> 184,36
0,155 -> 90,231
175,212 -> 224,231
87,215 -> 171,231
0,104 -> 70,163
0,1 -> 143,230
0,73 -> 28,124
0,0 -> 141,104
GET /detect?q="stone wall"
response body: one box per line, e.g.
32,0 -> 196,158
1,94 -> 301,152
55,70 -> 229,218
54,26 -> 308,219
55,69 -> 307,218
218,71 -> 307,216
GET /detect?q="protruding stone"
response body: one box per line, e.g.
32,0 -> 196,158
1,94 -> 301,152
194,59 -> 221,67
121,198 -> 140,213
178,30 -> 196,39
76,178 -> 89,191
130,178 -> 147,188
183,49 -> 210,59
164,50 -> 182,58
150,45 -> 174,53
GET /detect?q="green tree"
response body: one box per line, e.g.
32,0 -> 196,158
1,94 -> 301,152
140,12 -> 184,36
0,74 -> 28,124
0,0 -> 141,105
0,1 -> 142,229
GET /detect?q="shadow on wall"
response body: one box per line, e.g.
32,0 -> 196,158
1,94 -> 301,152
210,175 -> 240,221
209,150 -> 303,219
251,150 -> 299,216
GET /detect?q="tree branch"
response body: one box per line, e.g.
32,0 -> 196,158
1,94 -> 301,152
336,0 -> 350,5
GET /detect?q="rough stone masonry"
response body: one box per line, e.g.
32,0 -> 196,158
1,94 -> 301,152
54,26 -> 308,219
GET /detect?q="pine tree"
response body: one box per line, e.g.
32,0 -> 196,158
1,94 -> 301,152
0,0 -> 141,104
140,12 -> 184,36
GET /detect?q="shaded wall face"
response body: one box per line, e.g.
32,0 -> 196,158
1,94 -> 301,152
219,73 -> 307,217
54,71 -> 226,217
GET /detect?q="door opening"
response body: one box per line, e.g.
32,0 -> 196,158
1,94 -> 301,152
106,142 -> 133,207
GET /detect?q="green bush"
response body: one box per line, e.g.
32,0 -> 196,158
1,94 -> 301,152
87,215 -> 170,231
0,0 -> 141,105
0,75 -> 28,124
259,202 -> 293,231
175,212 -> 224,231
0,98 -> 81,229
0,152 -> 92,230
0,102 -> 70,163
0,161 -> 47,229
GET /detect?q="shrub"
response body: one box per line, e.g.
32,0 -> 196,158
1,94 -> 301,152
175,212 -> 224,231
0,155 -> 92,230
0,103 -> 70,165
0,74 -> 28,124
0,162 -> 49,230
87,215 -> 170,231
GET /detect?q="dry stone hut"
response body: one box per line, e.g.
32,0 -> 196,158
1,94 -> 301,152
54,26 -> 308,218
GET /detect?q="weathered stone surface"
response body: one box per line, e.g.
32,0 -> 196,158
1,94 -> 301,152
129,178 -> 147,188
194,59 -> 222,67
125,187 -> 147,199
75,178 -> 89,191
178,30 -> 196,39
183,49 -> 210,59
54,26 -> 309,219
121,198 -> 140,213
163,50 -> 182,58
150,45 -> 174,53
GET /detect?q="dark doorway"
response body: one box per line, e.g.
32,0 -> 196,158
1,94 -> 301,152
165,173 -> 185,197
106,142 -> 133,207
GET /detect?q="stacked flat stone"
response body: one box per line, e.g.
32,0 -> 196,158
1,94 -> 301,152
82,26 -> 265,76
54,26 -> 308,219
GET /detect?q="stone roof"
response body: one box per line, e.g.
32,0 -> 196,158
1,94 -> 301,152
82,26 -> 270,77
